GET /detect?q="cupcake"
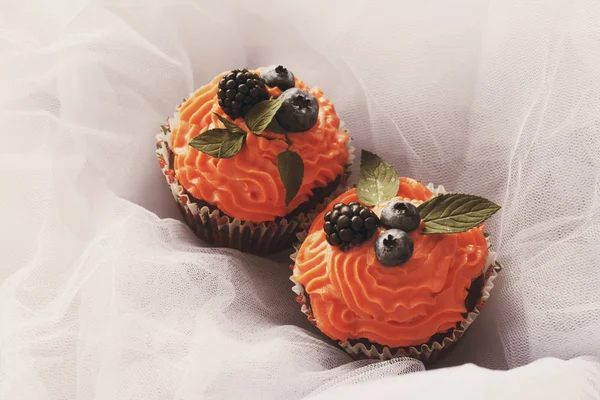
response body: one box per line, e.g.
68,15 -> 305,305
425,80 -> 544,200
291,151 -> 501,363
156,66 -> 352,255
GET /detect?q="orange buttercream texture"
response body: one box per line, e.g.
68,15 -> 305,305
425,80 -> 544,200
293,178 -> 488,348
170,71 -> 350,222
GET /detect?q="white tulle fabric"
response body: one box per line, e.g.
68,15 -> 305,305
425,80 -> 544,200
1,0 -> 600,399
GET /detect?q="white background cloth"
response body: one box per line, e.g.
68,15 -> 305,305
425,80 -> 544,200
1,0 -> 600,399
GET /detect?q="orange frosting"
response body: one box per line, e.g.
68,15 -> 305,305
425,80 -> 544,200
293,178 -> 489,348
170,70 -> 350,222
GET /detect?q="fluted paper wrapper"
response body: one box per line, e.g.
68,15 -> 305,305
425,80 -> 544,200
289,184 -> 501,364
156,120 -> 354,255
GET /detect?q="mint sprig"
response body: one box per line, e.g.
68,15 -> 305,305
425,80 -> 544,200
213,112 -> 246,135
246,97 -> 284,135
356,150 -> 500,234
417,193 -> 501,234
277,149 -> 304,206
187,96 -> 305,206
356,150 -> 400,206
188,113 -> 247,158
189,129 -> 245,158
266,118 -> 287,134
244,97 -> 304,205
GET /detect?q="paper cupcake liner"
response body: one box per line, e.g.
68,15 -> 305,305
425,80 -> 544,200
337,264 -> 500,363
289,183 -> 501,364
155,119 -> 354,255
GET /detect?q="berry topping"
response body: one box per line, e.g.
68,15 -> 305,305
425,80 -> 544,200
275,88 -> 319,132
380,199 -> 421,232
261,65 -> 295,91
324,202 -> 380,251
218,69 -> 268,119
374,229 -> 414,266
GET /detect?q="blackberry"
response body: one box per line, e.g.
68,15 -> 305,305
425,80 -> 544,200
324,201 -> 380,251
217,69 -> 269,119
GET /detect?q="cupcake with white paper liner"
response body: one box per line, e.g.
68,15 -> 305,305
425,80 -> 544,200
156,66 -> 353,255
290,151 -> 501,364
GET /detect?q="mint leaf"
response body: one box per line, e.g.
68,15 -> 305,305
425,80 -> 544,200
246,97 -> 284,135
356,150 -> 400,206
160,125 -> 170,135
277,150 -> 304,206
418,193 -> 501,234
189,129 -> 245,158
266,118 -> 287,134
213,112 -> 246,135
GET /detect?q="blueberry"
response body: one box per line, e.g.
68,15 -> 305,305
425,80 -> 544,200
380,199 -> 421,232
374,229 -> 414,266
261,65 -> 295,90
275,88 -> 319,132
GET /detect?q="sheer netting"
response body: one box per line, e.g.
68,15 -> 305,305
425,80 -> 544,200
1,0 -> 599,399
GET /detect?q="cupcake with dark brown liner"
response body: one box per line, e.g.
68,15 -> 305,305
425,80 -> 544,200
291,151 -> 501,364
156,66 -> 353,255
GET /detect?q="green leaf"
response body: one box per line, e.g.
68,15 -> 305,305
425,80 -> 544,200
189,129 -> 245,159
160,125 -> 170,135
266,118 -> 287,134
213,112 -> 246,135
356,150 -> 400,206
277,150 -> 304,206
246,97 -> 284,135
417,193 -> 501,234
